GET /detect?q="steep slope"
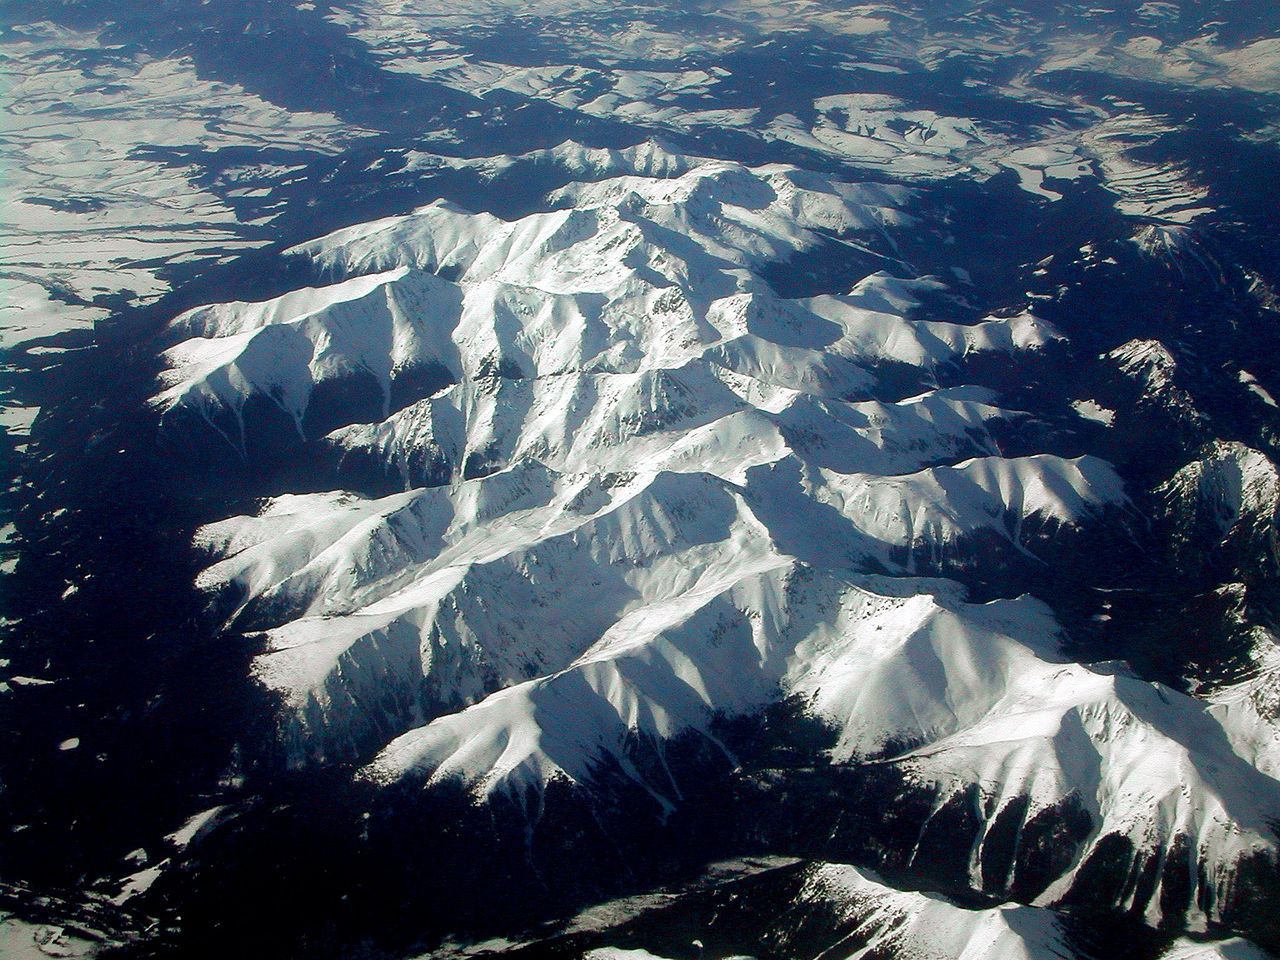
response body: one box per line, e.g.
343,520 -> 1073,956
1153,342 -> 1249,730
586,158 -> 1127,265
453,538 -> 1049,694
1158,443 -> 1280,788
365,568 -> 1280,932
1160,442 -> 1280,582
174,152 -> 1080,770
158,145 -> 1280,947
196,447 -> 1127,767
770,862 -> 1075,960
581,861 -> 1082,960
151,158 -> 1066,459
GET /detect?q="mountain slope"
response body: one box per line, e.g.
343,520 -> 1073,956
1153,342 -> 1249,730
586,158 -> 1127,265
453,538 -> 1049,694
159,147 -> 1280,944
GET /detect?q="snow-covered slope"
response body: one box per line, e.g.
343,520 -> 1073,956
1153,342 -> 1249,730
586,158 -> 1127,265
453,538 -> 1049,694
1159,936 -> 1275,960
362,564 -> 1279,931
561,857 -> 1274,960
1159,443 -> 1280,789
152,158 -> 1069,452
773,861 -> 1074,960
1105,339 -> 1203,420
172,146 -> 1280,938
322,377 -> 1012,490
1160,442 -> 1280,576
197,447 -> 1126,763
1210,637 -> 1280,783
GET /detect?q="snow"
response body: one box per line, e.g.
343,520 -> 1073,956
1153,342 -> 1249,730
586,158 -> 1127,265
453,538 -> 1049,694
0,916 -> 100,959
1160,936 -> 1274,960
166,805 -> 229,850
0,23 -> 378,442
0,278 -> 106,352
1000,143 -> 1094,201
1043,30 -> 1280,94
793,862 -> 1072,960
1210,638 -> 1280,782
159,155 -> 1072,453
1160,442 -> 1280,543
1085,113 -> 1212,223
807,454 -> 1127,567
169,137 -> 1276,937
0,27 -> 373,349
1238,370 -> 1278,408
1107,338 -> 1180,391
1072,398 -> 1116,425
355,555 -> 1280,933
7,1 -> 1280,953
112,865 -> 164,905
410,139 -> 708,184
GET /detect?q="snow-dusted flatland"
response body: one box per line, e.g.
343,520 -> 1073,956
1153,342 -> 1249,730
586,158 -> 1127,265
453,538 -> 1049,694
0,23 -> 372,350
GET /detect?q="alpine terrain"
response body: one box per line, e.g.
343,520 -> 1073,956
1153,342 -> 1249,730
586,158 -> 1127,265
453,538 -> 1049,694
2,2 -> 1280,959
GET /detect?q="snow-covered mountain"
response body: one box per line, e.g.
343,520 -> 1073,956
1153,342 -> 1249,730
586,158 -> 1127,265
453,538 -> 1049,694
5,2 -> 1280,958
157,149 -> 1280,948
1161,442 -> 1280,579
